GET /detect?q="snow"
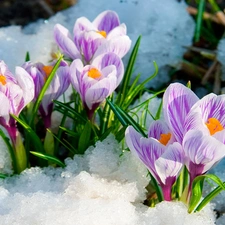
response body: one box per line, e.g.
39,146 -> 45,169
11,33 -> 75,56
0,135 -> 216,225
0,0 -> 222,224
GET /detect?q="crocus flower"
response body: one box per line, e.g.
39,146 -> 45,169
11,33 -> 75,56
184,93 -> 225,143
54,10 -> 131,64
183,129 -> 225,191
163,83 -> 199,143
23,60 -> 70,128
125,125 -> 184,201
0,60 -> 34,140
0,60 -> 35,173
70,52 -> 124,119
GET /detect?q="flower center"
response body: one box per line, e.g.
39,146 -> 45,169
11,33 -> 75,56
42,65 -> 53,77
0,74 -> 6,85
158,133 -> 171,145
97,30 -> 107,38
88,68 -> 101,79
205,118 -> 224,135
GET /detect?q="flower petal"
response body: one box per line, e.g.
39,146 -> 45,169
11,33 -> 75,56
148,120 -> 170,139
15,66 -> 35,108
73,17 -> 96,35
54,24 -> 80,59
125,126 -> 166,182
0,92 -> 10,125
78,31 -> 106,63
107,24 -> 127,39
155,142 -> 184,185
93,10 -> 120,34
92,52 -> 124,85
183,129 -> 225,174
94,36 -> 131,59
163,83 -> 199,143
84,76 -> 116,109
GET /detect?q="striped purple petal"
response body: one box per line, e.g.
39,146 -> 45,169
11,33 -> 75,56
94,36 -> 131,59
54,24 -> 81,60
93,10 -> 120,34
183,129 -> 225,175
163,83 -> 199,143
155,142 -> 184,185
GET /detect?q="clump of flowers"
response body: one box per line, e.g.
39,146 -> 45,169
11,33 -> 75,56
0,10 -> 224,215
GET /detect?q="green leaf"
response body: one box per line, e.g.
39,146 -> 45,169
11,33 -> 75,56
25,51 -> 30,62
78,120 -> 92,154
194,0 -> 205,42
30,151 -> 65,168
29,56 -> 63,127
0,173 -> 9,179
54,100 -> 87,123
188,174 -> 225,213
117,36 -> 141,106
106,99 -> 128,127
107,99 -> 146,137
10,114 -> 45,153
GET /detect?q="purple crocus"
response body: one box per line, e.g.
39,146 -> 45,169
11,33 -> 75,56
183,129 -> 225,192
0,60 -> 34,141
125,125 -> 184,201
23,60 -> 70,128
163,83 -> 199,143
54,10 -> 131,64
184,93 -> 225,142
0,60 -> 34,173
69,52 -> 124,119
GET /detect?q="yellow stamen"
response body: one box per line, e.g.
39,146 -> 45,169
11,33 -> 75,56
97,30 -> 107,38
0,74 -> 6,85
158,133 -> 171,146
205,118 -> 224,135
88,68 -> 101,79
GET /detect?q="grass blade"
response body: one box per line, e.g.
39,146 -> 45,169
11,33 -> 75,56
30,151 -> 65,168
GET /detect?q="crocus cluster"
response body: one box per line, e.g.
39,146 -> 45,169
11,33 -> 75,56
125,83 -> 225,202
54,10 -> 131,119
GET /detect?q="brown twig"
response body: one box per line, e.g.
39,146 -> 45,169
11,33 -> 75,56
187,6 -> 225,26
201,60 -> 218,85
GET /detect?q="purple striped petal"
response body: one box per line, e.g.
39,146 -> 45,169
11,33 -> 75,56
92,52 -> 124,85
78,31 -> 106,63
163,83 -> 199,143
93,10 -> 120,34
184,93 -> 225,135
85,76 -> 117,109
107,24 -> 127,39
73,17 -> 96,35
0,92 -> 10,125
15,67 -> 35,107
125,126 -> 165,182
94,36 -> 131,59
41,66 -> 70,115
183,129 -> 225,174
155,142 -> 184,185
54,24 -> 80,59
148,120 -> 170,139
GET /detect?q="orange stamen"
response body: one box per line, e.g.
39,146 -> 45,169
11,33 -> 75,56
158,133 -> 171,146
205,118 -> 224,135
88,68 -> 101,79
97,30 -> 107,38
0,75 -> 7,85
42,65 -> 53,77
